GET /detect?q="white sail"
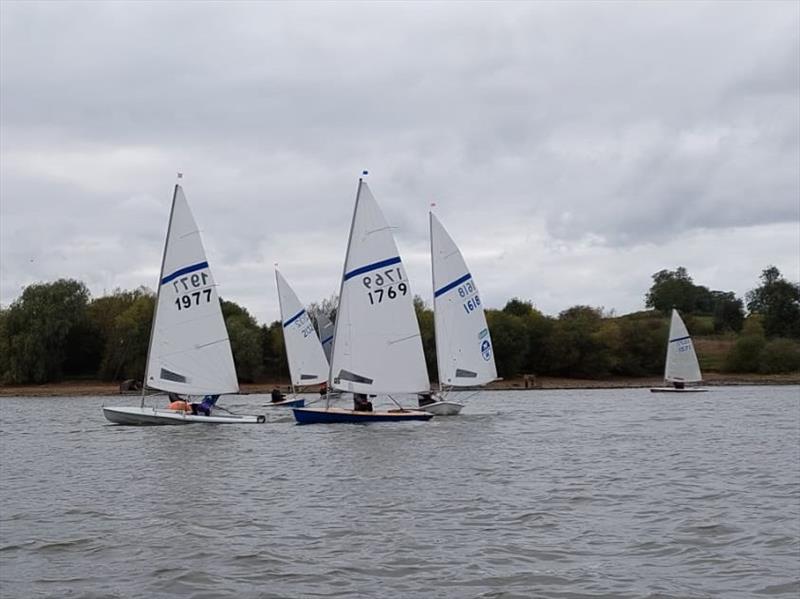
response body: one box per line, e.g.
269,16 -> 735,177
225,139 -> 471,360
275,269 -> 329,387
664,309 -> 702,383
329,180 -> 429,394
317,311 -> 335,363
144,185 -> 239,396
431,213 -> 497,387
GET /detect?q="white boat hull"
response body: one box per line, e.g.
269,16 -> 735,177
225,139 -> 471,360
417,401 -> 464,415
103,406 -> 266,425
649,387 -> 708,393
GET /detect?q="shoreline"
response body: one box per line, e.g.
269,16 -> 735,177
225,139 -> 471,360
1,373 -> 798,397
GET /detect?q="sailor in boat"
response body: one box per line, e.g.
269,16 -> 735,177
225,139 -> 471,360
167,393 -> 192,412
190,395 -> 219,416
319,382 -> 328,396
270,388 -> 286,403
417,392 -> 436,407
674,381 -> 685,389
353,393 -> 373,412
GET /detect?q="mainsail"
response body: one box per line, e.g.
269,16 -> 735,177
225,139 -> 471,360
144,185 -> 239,396
431,212 -> 497,387
664,309 -> 702,383
328,180 -> 429,394
316,311 -> 335,363
275,269 -> 329,387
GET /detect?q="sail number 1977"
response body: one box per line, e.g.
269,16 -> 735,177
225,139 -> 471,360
172,271 -> 212,311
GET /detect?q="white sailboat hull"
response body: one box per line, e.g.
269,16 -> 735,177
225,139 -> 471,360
417,400 -> 464,415
103,406 -> 265,425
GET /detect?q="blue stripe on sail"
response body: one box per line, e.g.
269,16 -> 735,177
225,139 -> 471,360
669,335 -> 691,343
283,309 -> 305,328
321,335 -> 333,345
161,261 -> 209,285
344,256 -> 401,281
434,273 -> 472,298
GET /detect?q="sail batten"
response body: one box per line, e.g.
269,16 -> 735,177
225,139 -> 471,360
145,185 -> 239,396
275,269 -> 330,388
329,181 -> 429,394
431,213 -> 497,388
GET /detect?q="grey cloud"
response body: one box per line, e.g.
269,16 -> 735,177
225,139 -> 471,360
1,1 -> 798,319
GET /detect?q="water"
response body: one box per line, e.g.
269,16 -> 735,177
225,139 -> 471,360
1,386 -> 798,598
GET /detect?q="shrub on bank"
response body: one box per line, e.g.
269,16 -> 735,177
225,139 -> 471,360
759,339 -> 800,374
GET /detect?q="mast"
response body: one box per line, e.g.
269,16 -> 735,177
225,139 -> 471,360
141,182 -> 180,407
327,174 -> 365,401
430,210 -> 441,394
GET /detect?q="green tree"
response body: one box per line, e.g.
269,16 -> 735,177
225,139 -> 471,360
611,312 -> 667,376
261,321 -> 288,382
503,298 -> 534,318
758,339 -> 800,374
99,293 -> 155,381
723,317 -> 766,373
0,309 -> 9,382
520,308 -> 555,375
221,300 -> 263,383
486,309 -> 529,379
413,296 -> 437,383
2,279 -> 91,383
711,291 -> 744,333
645,267 -> 697,314
546,306 -> 612,378
746,266 -> 800,338
89,287 -> 153,381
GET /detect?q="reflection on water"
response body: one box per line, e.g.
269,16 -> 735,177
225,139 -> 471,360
1,386 -> 798,598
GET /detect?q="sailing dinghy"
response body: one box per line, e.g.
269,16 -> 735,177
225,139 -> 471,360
103,184 -> 265,425
292,177 -> 433,424
650,309 -> 708,393
317,311 -> 335,364
418,212 -> 498,415
268,269 -> 331,408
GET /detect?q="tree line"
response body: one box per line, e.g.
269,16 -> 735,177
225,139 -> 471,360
0,266 -> 798,385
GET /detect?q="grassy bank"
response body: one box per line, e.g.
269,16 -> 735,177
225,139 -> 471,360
1,373 -> 798,397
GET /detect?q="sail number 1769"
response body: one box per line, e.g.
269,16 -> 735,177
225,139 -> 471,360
362,268 -> 408,305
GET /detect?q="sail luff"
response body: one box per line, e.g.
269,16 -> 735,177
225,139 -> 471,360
141,184 -> 179,405
431,211 -> 445,392
328,178 -> 363,389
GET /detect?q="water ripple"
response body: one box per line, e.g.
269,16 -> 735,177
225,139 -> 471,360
0,386 -> 798,598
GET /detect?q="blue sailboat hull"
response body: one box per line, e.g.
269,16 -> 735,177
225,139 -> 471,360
292,407 -> 433,425
264,398 -> 306,408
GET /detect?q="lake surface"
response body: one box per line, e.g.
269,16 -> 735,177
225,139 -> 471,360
1,386 -> 798,598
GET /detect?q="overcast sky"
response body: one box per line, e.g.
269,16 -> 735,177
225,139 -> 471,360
1,1 -> 798,325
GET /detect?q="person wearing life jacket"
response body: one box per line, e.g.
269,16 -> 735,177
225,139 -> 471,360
167,393 -> 191,411
271,388 -> 286,403
353,393 -> 373,412
191,395 -> 219,416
